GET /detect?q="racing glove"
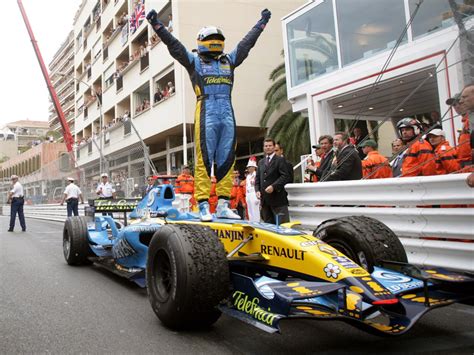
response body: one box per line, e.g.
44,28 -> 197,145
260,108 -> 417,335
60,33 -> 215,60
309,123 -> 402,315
256,8 -> 271,29
147,10 -> 164,29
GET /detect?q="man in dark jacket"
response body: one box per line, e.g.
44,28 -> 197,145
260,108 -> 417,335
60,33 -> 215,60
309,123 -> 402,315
325,132 -> 362,181
274,142 -> 294,183
307,135 -> 335,181
255,138 -> 291,224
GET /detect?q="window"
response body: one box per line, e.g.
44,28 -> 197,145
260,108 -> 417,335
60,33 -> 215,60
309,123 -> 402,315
409,0 -> 460,39
104,63 -> 115,89
133,82 -> 151,116
336,0 -> 406,66
153,68 -> 175,104
287,1 -> 338,87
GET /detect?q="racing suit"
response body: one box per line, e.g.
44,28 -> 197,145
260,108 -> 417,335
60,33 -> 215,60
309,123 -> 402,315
150,22 -> 267,202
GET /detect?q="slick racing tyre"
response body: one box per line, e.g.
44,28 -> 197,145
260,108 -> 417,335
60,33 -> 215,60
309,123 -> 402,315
63,216 -> 94,265
147,224 -> 230,330
313,216 -> 407,273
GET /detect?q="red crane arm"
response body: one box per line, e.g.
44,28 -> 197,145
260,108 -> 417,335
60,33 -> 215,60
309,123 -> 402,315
17,0 -> 74,152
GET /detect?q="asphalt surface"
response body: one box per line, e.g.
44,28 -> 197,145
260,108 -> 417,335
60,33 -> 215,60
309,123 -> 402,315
1,216 -> 473,354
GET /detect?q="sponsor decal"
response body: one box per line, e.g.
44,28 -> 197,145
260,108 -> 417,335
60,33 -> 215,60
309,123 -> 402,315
94,199 -> 140,211
318,244 -> 338,256
112,238 -> 136,259
233,291 -> 278,326
350,269 -> 367,275
324,263 -> 341,279
216,229 -> 245,242
333,256 -> 360,269
203,76 -> 232,85
126,225 -> 161,233
372,270 -> 423,293
300,240 -> 321,248
260,245 -> 306,260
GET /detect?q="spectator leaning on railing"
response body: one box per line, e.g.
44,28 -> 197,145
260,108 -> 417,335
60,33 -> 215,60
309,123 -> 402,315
324,131 -> 362,182
458,83 -> 474,167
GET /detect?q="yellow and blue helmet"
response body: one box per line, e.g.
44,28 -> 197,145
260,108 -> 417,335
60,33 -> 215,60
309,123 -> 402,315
197,26 -> 225,55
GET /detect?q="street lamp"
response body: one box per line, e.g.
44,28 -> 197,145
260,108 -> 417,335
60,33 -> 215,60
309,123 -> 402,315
58,72 -> 107,175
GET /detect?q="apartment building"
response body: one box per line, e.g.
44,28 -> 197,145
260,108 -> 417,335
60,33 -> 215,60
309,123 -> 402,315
2,120 -> 50,154
48,31 -> 76,137
282,0 -> 473,156
72,0 -> 304,188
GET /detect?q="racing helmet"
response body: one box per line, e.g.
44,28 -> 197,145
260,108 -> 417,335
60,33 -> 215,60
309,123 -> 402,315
197,26 -> 225,55
396,117 -> 422,141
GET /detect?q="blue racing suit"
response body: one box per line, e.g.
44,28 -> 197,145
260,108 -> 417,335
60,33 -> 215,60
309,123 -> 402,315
150,21 -> 266,202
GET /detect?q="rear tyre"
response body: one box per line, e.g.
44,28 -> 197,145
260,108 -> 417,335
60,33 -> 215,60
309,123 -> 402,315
313,216 -> 407,272
147,224 -> 230,329
63,216 -> 94,265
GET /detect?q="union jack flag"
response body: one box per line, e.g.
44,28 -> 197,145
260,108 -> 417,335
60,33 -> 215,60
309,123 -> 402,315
130,0 -> 145,34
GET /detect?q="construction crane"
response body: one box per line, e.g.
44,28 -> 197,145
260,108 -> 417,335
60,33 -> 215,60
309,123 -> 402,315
17,0 -> 74,152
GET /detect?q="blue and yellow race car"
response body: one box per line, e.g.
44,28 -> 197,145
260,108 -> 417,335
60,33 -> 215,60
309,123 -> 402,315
63,183 -> 473,335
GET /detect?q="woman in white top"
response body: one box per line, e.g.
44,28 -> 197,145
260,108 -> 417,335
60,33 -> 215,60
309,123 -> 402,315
245,157 -> 260,222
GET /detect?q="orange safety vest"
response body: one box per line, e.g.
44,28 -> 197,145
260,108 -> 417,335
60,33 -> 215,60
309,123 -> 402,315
175,173 -> 194,194
434,141 -> 460,175
402,138 -> 437,177
457,114 -> 471,166
362,151 -> 393,179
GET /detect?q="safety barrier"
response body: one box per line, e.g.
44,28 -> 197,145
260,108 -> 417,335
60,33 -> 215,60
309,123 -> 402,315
287,173 -> 474,272
2,174 -> 472,271
1,204 -> 86,223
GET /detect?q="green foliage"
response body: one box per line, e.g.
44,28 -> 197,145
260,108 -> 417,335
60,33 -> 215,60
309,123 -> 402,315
260,62 -> 309,164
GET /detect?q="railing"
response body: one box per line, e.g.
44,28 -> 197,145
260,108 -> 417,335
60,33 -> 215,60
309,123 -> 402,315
286,173 -> 474,272
3,174 -> 471,272
2,204 -> 86,222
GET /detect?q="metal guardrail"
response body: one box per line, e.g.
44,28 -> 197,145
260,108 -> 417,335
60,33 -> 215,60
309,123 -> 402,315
286,173 -> 474,272
2,174 -> 473,271
2,204 -> 86,223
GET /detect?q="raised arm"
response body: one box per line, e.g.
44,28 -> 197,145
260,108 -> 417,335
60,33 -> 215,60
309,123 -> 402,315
228,9 -> 271,68
147,10 -> 195,71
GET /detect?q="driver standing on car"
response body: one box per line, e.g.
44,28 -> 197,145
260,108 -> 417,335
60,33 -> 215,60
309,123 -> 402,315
147,8 -> 271,221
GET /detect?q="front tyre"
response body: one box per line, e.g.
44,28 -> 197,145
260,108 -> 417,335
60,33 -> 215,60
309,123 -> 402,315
63,216 -> 93,265
314,216 -> 407,272
146,224 -> 230,329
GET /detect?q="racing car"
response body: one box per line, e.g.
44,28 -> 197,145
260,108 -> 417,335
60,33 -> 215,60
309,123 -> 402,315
63,183 -> 473,336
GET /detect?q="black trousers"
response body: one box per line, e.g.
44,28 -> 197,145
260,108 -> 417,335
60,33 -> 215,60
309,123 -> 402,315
10,198 -> 26,231
260,203 -> 290,225
66,198 -> 79,217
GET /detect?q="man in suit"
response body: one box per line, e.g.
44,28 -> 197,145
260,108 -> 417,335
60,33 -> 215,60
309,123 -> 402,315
274,142 -> 294,183
306,135 -> 335,182
255,138 -> 291,224
325,132 -> 362,181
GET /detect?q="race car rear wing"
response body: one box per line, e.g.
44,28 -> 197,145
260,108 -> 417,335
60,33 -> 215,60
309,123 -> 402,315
87,198 -> 142,225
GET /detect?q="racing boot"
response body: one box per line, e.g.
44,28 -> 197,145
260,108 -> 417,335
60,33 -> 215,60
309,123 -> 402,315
199,201 -> 213,222
216,198 -> 241,219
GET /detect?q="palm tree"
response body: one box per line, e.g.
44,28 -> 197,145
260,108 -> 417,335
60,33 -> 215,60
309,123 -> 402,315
259,63 -> 309,165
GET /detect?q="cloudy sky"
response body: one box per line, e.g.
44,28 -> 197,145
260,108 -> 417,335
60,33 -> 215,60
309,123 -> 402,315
0,0 -> 81,128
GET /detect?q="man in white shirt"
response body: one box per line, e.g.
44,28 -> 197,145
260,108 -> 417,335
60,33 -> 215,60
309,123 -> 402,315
61,177 -> 84,217
7,175 -> 26,232
96,173 -> 116,199
96,173 -> 115,216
